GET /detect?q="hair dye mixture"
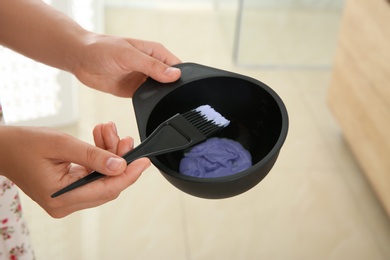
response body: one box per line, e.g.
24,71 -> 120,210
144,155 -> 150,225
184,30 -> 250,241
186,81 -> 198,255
179,137 -> 252,178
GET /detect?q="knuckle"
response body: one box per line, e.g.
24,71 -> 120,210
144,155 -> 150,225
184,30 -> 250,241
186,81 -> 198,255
150,58 -> 161,71
85,145 -> 100,167
52,131 -> 70,149
153,42 -> 164,50
104,189 -> 120,202
100,183 -> 121,202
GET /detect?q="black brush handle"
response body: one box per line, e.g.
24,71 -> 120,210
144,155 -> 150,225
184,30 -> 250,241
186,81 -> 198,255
50,171 -> 105,198
51,115 -> 205,198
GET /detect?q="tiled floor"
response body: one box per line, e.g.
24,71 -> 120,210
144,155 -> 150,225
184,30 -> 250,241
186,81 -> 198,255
20,6 -> 390,260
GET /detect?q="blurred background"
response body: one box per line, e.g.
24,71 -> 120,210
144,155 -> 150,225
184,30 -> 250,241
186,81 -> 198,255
1,0 -> 390,259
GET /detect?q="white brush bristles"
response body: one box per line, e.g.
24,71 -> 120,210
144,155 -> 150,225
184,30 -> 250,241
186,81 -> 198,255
195,105 -> 230,127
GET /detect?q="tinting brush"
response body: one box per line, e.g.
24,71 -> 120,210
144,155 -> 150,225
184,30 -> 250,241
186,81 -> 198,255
51,105 -> 230,198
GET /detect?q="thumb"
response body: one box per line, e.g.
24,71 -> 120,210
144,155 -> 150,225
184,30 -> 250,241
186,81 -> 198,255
58,137 -> 127,176
127,39 -> 182,83
142,58 -> 182,83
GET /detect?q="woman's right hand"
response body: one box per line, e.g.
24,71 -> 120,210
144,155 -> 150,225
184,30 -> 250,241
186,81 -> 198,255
0,122 -> 150,218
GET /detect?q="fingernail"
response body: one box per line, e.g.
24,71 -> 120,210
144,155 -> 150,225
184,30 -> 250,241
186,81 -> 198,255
107,157 -> 124,172
164,67 -> 180,76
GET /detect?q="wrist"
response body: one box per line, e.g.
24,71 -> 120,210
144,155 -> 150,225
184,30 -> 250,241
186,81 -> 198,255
65,29 -> 101,74
64,30 -> 96,73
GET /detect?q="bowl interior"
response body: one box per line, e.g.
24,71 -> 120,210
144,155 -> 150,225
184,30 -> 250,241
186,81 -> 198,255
144,76 -> 284,178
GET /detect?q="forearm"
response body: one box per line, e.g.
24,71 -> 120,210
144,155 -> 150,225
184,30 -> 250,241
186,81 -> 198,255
0,0 -> 92,72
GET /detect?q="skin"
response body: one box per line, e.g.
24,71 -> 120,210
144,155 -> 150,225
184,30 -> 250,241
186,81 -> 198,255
0,0 -> 182,217
0,0 -> 181,97
0,123 -> 150,218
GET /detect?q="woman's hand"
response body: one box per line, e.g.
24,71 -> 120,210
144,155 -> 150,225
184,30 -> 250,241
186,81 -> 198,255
72,36 -> 181,97
0,123 -> 150,218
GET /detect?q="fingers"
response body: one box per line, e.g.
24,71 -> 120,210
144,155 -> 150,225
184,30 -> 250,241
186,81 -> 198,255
61,122 -> 138,182
46,122 -> 149,218
93,122 -> 135,156
126,39 -> 182,83
136,54 -> 181,83
117,136 -> 134,157
93,122 -> 120,153
101,157 -> 150,197
130,38 -> 182,66
49,158 -> 150,218
56,132 -> 127,177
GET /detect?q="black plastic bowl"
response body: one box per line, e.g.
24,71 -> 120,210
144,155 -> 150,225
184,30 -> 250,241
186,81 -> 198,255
133,63 -> 288,199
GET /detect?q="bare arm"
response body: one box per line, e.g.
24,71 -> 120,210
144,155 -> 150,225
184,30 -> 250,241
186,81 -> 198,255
0,0 -> 181,97
0,0 -> 90,72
